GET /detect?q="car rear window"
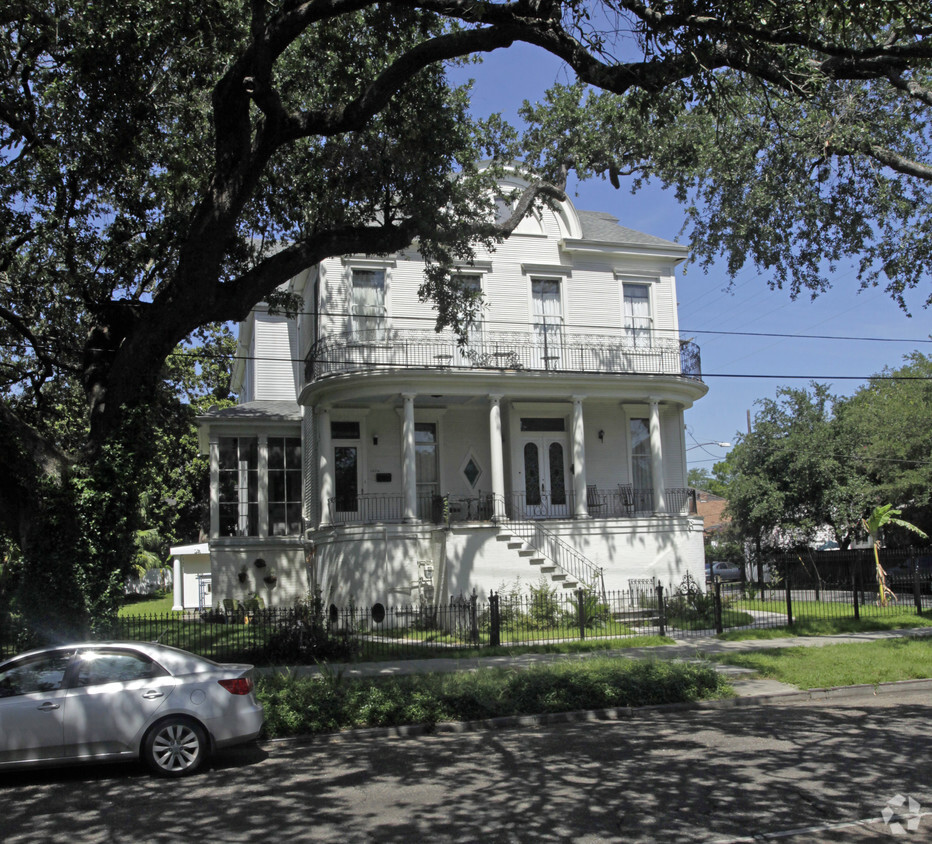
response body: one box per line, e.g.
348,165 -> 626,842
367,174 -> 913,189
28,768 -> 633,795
74,650 -> 169,687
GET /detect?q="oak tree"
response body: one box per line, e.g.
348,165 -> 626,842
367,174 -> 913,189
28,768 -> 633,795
1,0 -> 930,637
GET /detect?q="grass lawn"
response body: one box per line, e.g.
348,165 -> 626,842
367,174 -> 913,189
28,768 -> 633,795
119,593 -> 176,616
358,634 -> 673,661
716,636 -> 932,689
256,656 -> 732,738
718,607 -> 932,640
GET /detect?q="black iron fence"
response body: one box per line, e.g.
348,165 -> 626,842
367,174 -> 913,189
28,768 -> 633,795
1,549 -> 928,663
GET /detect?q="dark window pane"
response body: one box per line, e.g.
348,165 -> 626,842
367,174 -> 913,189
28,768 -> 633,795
269,504 -> 286,535
219,438 -> 237,469
286,470 -> 302,500
286,503 -> 302,534
219,505 -> 238,536
524,443 -> 541,505
520,418 -> 565,432
331,421 -> 360,440
549,443 -> 566,505
415,422 -> 436,443
463,458 -> 481,488
268,439 -> 284,469
335,446 -> 358,511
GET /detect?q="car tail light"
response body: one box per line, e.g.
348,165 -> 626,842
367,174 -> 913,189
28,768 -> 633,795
219,677 -> 254,695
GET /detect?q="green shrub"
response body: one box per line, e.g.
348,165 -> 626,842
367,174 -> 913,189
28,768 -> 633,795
255,658 -> 731,738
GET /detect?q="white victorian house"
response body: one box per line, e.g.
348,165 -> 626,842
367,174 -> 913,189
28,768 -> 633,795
198,179 -> 708,609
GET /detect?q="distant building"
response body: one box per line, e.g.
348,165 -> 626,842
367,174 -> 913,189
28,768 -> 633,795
694,490 -> 730,539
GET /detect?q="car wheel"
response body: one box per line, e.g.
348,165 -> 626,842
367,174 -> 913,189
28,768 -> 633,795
143,717 -> 208,777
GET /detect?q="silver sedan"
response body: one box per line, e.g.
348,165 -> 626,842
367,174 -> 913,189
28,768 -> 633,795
0,641 -> 263,776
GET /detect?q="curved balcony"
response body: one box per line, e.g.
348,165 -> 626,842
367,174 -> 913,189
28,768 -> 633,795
306,328 -> 702,383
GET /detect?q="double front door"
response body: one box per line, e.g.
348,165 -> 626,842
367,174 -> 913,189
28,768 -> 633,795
519,435 -> 570,518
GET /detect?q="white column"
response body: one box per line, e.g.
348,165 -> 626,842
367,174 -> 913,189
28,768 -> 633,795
171,556 -> 184,611
489,395 -> 505,521
572,396 -> 589,518
318,407 -> 333,526
649,399 -> 666,514
402,393 -> 417,522
209,436 -> 220,539
258,433 -> 269,538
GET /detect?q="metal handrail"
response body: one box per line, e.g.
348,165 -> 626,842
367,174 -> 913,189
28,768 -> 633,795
323,487 -> 689,527
307,328 -> 702,383
493,495 -> 606,600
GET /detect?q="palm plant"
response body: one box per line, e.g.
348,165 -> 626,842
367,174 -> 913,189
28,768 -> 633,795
861,505 -> 929,605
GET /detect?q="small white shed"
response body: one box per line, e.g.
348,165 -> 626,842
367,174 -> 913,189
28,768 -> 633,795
169,542 -> 212,610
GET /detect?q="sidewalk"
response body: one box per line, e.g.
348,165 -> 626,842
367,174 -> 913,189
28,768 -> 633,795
258,625 -> 932,701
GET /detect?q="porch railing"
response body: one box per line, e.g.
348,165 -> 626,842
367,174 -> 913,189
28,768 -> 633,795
325,487 -> 692,526
306,328 -> 702,383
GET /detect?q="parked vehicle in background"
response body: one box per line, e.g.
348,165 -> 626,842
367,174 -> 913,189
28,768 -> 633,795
885,555 -> 932,592
707,561 -> 742,582
0,642 -> 263,776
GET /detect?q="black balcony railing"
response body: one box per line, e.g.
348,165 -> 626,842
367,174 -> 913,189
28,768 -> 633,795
325,487 -> 691,527
306,329 -> 702,383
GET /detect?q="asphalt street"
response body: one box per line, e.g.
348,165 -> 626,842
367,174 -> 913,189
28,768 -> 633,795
2,687 -> 929,843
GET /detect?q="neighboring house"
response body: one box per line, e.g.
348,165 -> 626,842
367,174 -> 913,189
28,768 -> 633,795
694,489 -> 730,539
198,174 -> 709,609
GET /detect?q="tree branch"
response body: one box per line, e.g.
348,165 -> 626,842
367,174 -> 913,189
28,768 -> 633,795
829,141 -> 932,181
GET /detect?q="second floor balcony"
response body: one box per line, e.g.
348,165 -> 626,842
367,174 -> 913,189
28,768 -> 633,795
306,328 -> 702,384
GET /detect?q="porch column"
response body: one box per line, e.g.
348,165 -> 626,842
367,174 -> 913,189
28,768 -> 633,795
209,435 -> 220,539
402,393 -> 417,522
318,406 -> 333,526
572,396 -> 589,519
649,398 -> 666,514
488,395 -> 505,521
171,555 -> 184,611
258,433 -> 269,538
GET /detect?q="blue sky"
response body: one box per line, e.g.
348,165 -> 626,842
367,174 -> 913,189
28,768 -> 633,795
449,45 -> 931,472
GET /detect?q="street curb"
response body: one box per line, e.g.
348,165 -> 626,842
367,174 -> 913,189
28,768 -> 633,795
260,676 -> 932,749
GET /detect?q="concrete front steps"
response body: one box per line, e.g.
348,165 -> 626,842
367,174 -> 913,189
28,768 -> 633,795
496,529 -> 579,590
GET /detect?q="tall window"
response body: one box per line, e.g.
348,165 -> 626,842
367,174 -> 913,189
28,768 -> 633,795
454,274 -> 483,365
415,422 -> 438,519
532,278 -> 563,369
623,283 -> 652,347
332,421 -> 360,514
268,437 -> 302,535
630,418 -> 653,505
334,447 -> 358,513
219,437 -> 258,536
352,269 -> 386,338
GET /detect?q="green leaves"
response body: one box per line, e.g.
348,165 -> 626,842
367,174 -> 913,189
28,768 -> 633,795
725,384 -> 871,548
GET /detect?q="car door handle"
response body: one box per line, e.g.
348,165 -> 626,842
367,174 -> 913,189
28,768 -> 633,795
142,690 -> 165,700
37,701 -> 60,711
